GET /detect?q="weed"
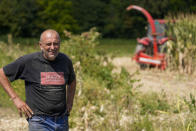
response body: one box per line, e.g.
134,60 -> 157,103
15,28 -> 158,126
130,115 -> 154,131
138,92 -> 170,115
184,93 -> 196,112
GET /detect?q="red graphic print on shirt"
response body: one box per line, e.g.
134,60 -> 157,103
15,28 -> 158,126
41,72 -> 65,85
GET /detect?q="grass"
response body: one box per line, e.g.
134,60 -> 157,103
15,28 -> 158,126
97,38 -> 137,57
1,34 -> 196,130
138,92 -> 170,115
0,35 -> 137,57
0,34 -> 38,45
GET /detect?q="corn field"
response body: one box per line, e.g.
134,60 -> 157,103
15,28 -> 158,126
167,14 -> 196,74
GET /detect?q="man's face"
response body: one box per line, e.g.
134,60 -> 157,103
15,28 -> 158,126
40,32 -> 60,61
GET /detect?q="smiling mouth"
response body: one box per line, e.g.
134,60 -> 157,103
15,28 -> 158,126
49,51 -> 56,54
48,51 -> 59,57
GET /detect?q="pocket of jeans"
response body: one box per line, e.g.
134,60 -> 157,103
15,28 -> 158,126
63,115 -> 69,124
29,116 -> 45,123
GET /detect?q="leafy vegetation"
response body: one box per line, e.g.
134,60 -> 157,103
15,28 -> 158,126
167,14 -> 196,74
36,0 -> 79,36
0,0 -> 196,37
138,92 -> 170,115
0,0 -> 37,37
0,29 -> 196,130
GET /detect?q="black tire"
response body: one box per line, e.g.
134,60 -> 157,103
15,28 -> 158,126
139,63 -> 148,69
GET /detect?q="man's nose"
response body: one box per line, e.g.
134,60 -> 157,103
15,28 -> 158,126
50,43 -> 55,49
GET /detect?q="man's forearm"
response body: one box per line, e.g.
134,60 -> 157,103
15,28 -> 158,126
0,68 -> 18,99
67,79 -> 76,107
0,68 -> 33,117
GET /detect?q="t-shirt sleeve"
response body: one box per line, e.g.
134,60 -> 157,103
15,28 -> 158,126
68,60 -> 76,85
3,56 -> 26,82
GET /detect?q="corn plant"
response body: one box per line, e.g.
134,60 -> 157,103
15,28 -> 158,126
167,14 -> 196,74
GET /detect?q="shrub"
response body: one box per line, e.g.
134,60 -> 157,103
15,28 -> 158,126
59,28 -> 136,130
2,28 -> 196,130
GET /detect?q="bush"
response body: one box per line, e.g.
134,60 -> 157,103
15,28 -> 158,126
1,28 -> 196,130
60,28 -> 136,130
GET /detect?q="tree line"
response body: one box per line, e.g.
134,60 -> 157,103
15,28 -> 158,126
0,0 -> 195,38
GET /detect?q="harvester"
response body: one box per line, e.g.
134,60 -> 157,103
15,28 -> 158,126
127,5 -> 171,69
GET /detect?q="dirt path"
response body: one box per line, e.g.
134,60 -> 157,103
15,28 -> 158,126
112,57 -> 196,99
0,108 -> 28,131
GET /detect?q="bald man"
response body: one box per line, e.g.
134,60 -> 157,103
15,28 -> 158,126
0,29 -> 76,131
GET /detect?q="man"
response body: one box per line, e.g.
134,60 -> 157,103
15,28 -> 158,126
0,29 -> 76,131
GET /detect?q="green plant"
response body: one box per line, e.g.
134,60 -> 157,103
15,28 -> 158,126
2,29 -> 196,130
59,28 -> 137,130
184,93 -> 196,112
138,92 -> 170,115
167,14 -> 196,74
130,115 -> 154,131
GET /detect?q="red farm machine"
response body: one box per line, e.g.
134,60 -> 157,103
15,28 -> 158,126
126,5 -> 171,69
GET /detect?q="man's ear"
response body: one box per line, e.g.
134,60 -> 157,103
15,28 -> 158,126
39,42 -> 43,50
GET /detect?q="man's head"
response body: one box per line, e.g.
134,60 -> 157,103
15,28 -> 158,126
39,29 -> 61,61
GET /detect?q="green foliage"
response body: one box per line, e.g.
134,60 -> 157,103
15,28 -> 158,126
184,94 -> 196,112
0,0 -> 37,37
101,0 -> 131,38
169,0 -> 196,14
72,0 -> 107,32
62,28 -> 114,89
0,0 -> 195,38
166,14 -> 196,74
138,92 -> 170,115
1,29 -> 196,130
132,0 -> 169,18
60,28 -> 136,130
130,115 -> 154,131
36,0 -> 79,36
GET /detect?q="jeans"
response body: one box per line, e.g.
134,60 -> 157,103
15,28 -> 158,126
27,114 -> 69,131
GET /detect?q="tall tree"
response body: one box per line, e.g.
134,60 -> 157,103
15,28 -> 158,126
72,0 -> 107,33
36,0 -> 79,37
131,0 -> 169,18
72,0 -> 132,38
0,0 -> 37,37
102,0 -> 131,38
168,0 -> 196,14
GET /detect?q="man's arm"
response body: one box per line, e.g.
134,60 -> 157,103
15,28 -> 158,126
66,79 -> 76,113
0,68 -> 33,118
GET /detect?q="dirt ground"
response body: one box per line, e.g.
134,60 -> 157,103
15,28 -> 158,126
1,56 -> 196,131
0,108 -> 28,131
112,57 -> 196,99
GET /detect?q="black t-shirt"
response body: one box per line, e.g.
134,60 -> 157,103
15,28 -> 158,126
3,52 -> 75,116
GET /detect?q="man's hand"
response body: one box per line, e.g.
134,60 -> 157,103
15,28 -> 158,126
66,103 -> 72,114
12,97 -> 33,118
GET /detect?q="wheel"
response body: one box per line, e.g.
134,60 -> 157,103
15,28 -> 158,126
139,63 -> 148,69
